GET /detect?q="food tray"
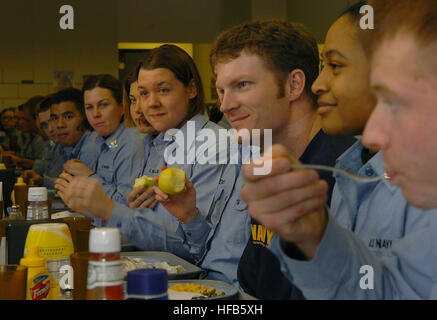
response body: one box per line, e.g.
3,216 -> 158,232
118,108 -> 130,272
121,251 -> 204,280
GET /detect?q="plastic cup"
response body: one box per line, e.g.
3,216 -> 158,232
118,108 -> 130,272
70,252 -> 91,300
0,265 -> 27,300
63,217 -> 91,252
76,228 -> 91,252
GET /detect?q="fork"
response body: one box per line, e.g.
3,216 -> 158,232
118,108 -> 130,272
289,164 -> 384,183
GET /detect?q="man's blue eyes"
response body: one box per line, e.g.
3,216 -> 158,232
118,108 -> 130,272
216,82 -> 250,96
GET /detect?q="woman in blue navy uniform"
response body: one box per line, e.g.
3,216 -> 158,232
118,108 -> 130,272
60,75 -> 145,215
56,45 -> 234,264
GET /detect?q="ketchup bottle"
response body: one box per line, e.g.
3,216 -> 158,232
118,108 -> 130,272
86,228 -> 124,300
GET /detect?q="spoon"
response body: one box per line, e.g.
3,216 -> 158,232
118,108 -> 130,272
289,164 -> 384,183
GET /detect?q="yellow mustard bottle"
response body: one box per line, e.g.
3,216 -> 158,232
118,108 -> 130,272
24,223 -> 74,300
13,177 -> 28,219
20,246 -> 51,300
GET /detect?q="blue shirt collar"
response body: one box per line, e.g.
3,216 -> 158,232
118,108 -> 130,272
95,123 -> 126,149
336,140 -> 397,194
61,130 -> 91,159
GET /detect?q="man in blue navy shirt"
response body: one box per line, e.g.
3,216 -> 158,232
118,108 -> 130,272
23,88 -> 99,189
207,20 -> 355,292
240,0 -> 437,299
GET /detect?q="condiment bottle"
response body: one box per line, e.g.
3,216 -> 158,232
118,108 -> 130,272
86,228 -> 124,300
27,187 -> 49,220
127,269 -> 168,300
8,205 -> 23,220
24,223 -> 74,300
13,177 -> 28,219
20,245 -> 51,300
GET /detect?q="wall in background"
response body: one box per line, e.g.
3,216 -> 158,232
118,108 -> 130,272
0,0 -> 357,109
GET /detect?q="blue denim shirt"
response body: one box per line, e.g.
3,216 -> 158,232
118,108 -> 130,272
32,140 -> 63,189
89,123 -> 145,205
17,132 -> 46,160
106,114 -> 234,263
62,130 -> 99,170
35,131 -> 99,189
270,140 -> 437,299
199,161 -> 251,287
32,140 -> 58,175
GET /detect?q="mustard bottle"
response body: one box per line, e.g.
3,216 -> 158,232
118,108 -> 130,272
13,177 -> 28,219
20,246 -> 51,300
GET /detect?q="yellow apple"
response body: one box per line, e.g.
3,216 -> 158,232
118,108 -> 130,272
158,167 -> 186,195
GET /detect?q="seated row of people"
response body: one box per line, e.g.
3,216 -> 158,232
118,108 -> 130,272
4,0 -> 434,299
1,97 -> 47,169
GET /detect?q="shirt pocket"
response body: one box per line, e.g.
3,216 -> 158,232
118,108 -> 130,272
98,158 -> 115,183
235,198 -> 248,211
229,197 -> 250,245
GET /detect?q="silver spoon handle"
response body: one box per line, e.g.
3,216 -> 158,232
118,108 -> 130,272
289,164 -> 384,183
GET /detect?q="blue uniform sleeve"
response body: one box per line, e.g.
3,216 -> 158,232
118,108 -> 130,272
105,160 -> 227,263
269,212 -> 437,299
106,202 -> 210,263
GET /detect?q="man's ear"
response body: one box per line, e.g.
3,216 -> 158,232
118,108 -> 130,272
286,69 -> 306,102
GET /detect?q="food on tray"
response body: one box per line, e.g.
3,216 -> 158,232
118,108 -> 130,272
121,257 -> 186,277
154,261 -> 186,274
169,282 -> 225,299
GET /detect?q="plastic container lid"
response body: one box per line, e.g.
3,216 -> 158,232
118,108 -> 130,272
28,187 -> 47,201
127,269 -> 168,296
28,222 -> 70,232
20,246 -> 45,267
89,227 -> 121,253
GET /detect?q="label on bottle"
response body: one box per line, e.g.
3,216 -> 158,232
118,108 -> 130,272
29,274 -> 51,300
26,205 -> 48,220
87,260 -> 124,289
26,206 -> 33,220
